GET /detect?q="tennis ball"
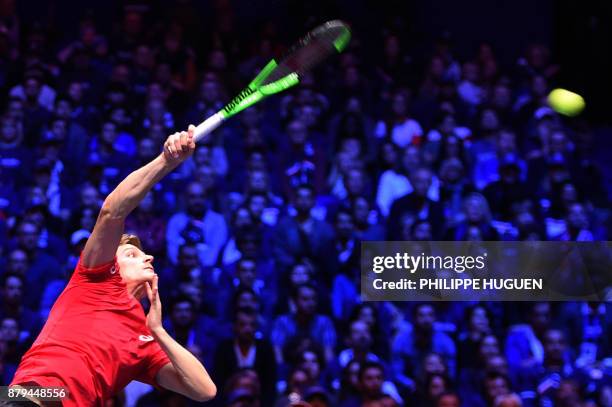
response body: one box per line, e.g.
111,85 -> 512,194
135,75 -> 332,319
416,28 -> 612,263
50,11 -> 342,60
547,88 -> 585,117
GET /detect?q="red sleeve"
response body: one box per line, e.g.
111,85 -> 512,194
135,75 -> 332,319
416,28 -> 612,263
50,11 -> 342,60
136,341 -> 172,387
75,256 -> 117,279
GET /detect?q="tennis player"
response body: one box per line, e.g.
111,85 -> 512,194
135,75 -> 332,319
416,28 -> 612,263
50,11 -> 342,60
9,126 -> 217,406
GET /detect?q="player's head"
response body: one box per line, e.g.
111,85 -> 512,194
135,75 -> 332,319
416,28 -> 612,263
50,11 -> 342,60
116,233 -> 155,286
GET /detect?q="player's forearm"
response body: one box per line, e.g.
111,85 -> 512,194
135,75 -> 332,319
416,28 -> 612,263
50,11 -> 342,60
102,154 -> 177,219
152,327 -> 216,401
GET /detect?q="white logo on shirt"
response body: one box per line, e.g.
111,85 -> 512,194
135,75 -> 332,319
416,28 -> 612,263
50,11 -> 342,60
139,335 -> 154,342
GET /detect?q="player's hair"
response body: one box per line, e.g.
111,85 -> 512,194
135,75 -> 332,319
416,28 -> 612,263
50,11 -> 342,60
119,234 -> 142,250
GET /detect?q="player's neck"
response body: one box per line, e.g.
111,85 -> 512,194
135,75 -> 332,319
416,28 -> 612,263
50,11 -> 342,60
127,282 -> 146,300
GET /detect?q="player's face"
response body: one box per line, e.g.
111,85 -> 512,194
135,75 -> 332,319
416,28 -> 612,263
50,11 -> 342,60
116,244 -> 155,284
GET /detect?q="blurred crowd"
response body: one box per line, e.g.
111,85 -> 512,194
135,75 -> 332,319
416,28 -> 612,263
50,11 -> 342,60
0,1 -> 610,406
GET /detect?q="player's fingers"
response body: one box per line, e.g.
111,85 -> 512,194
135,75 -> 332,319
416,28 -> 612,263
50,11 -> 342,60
145,282 -> 153,302
165,137 -> 176,157
172,132 -> 182,156
181,131 -> 189,151
153,274 -> 159,292
188,125 -> 195,149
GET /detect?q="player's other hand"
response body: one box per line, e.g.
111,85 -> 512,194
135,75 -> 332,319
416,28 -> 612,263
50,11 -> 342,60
163,125 -> 196,164
145,274 -> 163,333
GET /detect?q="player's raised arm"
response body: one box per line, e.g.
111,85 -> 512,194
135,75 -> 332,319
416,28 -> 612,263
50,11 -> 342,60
81,126 -> 196,268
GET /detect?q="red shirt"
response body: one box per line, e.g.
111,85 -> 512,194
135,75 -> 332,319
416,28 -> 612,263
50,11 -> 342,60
11,258 -> 170,406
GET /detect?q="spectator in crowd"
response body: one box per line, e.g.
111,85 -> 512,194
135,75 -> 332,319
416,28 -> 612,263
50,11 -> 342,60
214,306 -> 276,406
392,303 -> 456,391
271,283 -> 337,365
166,180 -> 228,267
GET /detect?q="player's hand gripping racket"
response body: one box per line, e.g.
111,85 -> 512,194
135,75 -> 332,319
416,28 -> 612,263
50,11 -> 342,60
193,20 -> 351,143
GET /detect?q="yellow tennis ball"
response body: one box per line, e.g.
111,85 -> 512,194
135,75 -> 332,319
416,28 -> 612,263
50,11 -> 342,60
547,88 -> 585,117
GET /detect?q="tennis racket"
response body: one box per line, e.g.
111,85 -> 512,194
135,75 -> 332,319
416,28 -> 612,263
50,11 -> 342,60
193,20 -> 351,143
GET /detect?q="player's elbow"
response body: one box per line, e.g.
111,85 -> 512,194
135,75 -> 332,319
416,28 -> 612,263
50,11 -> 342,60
192,382 -> 217,402
100,197 -> 128,220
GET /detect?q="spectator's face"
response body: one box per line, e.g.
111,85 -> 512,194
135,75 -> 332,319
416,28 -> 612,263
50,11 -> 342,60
101,122 -> 117,145
403,148 -> 421,173
3,276 -> 22,304
485,355 -> 508,375
237,292 -> 258,311
415,305 -> 435,332
335,212 -> 355,239
485,377 -> 509,402
301,350 -> 320,379
8,250 -> 28,275
345,169 -> 364,195
171,301 -> 194,328
148,83 -> 165,102
353,197 -> 370,225
248,170 -> 267,193
55,100 -> 72,119
248,196 -> 266,219
294,187 -> 314,215
196,165 -> 215,191
437,395 -> 460,407
382,143 -> 398,167
296,287 -> 317,316
470,307 -> 489,333
234,208 -> 253,229
178,245 -> 198,270
0,319 -> 18,342
8,99 -> 24,119
532,75 -> 547,96
80,208 -> 96,231
428,375 -> 447,399
412,169 -> 432,197
392,94 -> 407,116
530,303 -> 550,332
186,183 -> 206,216
288,121 -> 308,145
550,132 -> 568,154
1,119 -> 17,142
299,105 -> 318,128
544,330 -> 566,363
116,244 -> 156,286
561,184 -> 577,205
424,354 -> 446,375
480,109 -> 499,131
51,119 -> 67,139
480,335 -> 500,359
68,82 -> 83,103
290,264 -> 310,286
492,85 -> 512,109
555,381 -> 581,407
349,320 -> 372,351
497,131 -> 516,153
358,306 -> 375,328
465,197 -> 485,222
341,137 -> 361,158
360,367 -> 383,398
413,222 -> 432,241
289,369 -> 310,394
235,312 -> 256,343
200,80 -> 220,103
237,260 -> 256,287
24,78 -> 41,100
17,222 -> 39,252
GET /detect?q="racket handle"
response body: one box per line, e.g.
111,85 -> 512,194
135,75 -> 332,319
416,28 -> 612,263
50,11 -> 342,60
193,112 -> 225,144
